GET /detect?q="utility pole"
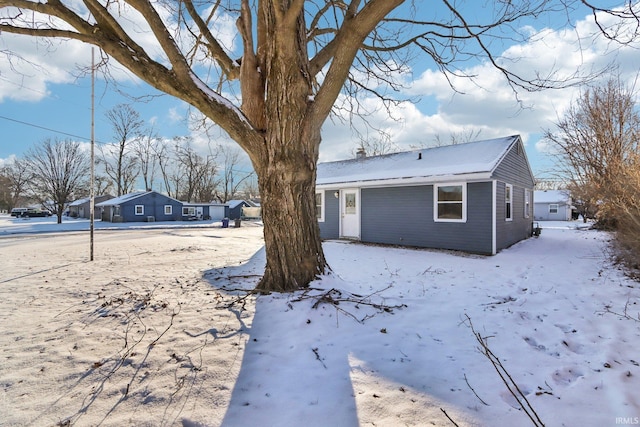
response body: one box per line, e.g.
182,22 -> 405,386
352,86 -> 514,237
90,47 -> 95,261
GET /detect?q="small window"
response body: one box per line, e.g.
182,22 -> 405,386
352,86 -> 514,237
315,192 -> 325,222
524,189 -> 530,218
505,184 -> 513,221
549,204 -> 558,214
434,183 -> 466,222
164,205 -> 172,215
135,205 -> 144,215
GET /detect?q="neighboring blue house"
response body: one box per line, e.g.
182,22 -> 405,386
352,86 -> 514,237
534,190 -> 573,221
316,135 -> 535,255
96,191 -> 183,222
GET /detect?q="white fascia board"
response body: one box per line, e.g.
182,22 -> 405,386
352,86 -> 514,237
316,172 -> 493,190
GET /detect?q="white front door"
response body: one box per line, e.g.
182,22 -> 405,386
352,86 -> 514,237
340,188 -> 360,239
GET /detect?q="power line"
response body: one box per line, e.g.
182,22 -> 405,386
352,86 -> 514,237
0,114 -> 109,144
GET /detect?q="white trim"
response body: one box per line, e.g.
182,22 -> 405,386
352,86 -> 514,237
164,205 -> 172,215
492,180 -> 497,255
524,189 -> 531,218
315,191 -> 325,222
135,205 -> 144,215
505,183 -> 513,221
339,188 -> 361,239
433,183 -> 467,223
317,172 -> 493,190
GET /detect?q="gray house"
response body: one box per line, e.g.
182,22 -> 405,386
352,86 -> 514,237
534,190 -> 573,221
96,191 -> 183,222
316,135 -> 535,255
68,195 -> 113,219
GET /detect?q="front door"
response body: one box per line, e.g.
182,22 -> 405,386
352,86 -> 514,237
340,188 -> 360,239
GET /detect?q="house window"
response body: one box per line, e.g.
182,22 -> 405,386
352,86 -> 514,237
549,204 -> 558,214
135,205 -> 144,215
434,183 -> 466,222
315,191 -> 325,222
524,189 -> 530,218
182,206 -> 196,216
164,205 -> 172,215
505,184 -> 513,221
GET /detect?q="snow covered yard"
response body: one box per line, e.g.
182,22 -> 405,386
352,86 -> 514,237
0,217 -> 638,426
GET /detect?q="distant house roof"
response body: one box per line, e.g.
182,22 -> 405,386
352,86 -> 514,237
228,200 -> 250,209
534,190 -> 571,204
317,135 -> 522,187
95,191 -> 180,207
69,195 -> 113,206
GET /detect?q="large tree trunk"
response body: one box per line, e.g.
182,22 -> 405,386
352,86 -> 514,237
256,154 -> 327,293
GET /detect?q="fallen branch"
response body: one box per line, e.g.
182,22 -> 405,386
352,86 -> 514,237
464,373 -> 489,406
465,315 -> 545,427
440,408 -> 460,427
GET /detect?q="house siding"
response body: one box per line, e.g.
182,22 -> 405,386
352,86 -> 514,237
121,193 -> 181,222
357,183 -> 494,254
319,190 -> 340,239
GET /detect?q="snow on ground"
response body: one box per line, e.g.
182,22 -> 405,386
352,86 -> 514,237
0,215 -> 638,427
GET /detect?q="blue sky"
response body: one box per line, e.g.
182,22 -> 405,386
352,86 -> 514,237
1,2 -> 639,180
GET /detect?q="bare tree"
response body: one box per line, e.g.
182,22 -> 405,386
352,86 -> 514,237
99,104 -> 144,196
0,158 -> 32,211
217,145 -> 255,203
543,77 -> 640,226
173,137 -> 219,202
23,139 -> 90,223
133,129 -> 160,191
1,1 -> 638,291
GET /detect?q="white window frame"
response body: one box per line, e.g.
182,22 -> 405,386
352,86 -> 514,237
505,184 -> 513,221
549,204 -> 559,214
315,191 -> 325,222
182,206 -> 196,216
164,205 -> 172,215
135,205 -> 144,215
433,183 -> 467,223
524,189 -> 530,218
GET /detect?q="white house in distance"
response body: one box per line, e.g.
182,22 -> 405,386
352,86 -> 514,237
534,190 -> 573,221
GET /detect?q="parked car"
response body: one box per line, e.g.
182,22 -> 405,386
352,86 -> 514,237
21,208 -> 52,217
10,208 -> 28,217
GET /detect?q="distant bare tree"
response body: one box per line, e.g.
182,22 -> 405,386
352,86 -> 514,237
353,133 -> 399,158
543,77 -> 640,226
433,128 -> 483,147
133,129 -> 160,191
217,145 -> 255,203
99,104 -> 144,196
23,139 -> 90,223
173,137 -> 219,202
1,158 -> 31,211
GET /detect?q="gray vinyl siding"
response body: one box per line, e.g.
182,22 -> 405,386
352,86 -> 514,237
121,193 -> 182,222
495,182 -> 533,250
492,141 -> 535,188
319,190 -> 340,239
359,183 -> 494,254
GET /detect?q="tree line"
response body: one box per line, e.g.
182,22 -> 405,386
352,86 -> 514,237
0,104 -> 257,224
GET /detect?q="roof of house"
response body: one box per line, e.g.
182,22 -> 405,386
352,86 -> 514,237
228,200 -> 250,209
534,190 -> 571,204
68,195 -> 113,206
95,191 -> 180,207
316,135 -> 522,187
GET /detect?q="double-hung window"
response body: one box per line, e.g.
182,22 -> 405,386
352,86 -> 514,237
315,192 -> 325,222
164,205 -> 172,215
505,184 -> 513,221
549,204 -> 558,214
434,183 -> 466,222
135,205 -> 144,215
524,189 -> 531,218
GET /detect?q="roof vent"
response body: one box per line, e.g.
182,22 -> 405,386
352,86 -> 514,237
356,147 -> 366,159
